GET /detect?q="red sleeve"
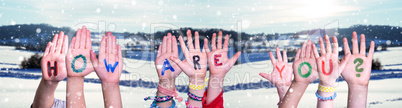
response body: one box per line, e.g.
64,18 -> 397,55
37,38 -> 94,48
202,90 -> 224,108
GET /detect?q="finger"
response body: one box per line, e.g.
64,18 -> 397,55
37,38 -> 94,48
69,37 -> 76,54
333,36 -> 339,55
367,41 -> 375,60
61,35 -> 68,54
170,56 -> 188,72
352,31 -> 359,54
44,42 -> 52,56
117,45 -> 123,71
259,73 -> 272,81
86,30 -> 92,49
172,35 -> 179,56
74,29 -> 81,49
360,34 -> 366,56
107,32 -> 112,54
325,35 -> 332,54
269,51 -> 276,66
90,50 -> 99,68
99,36 -> 107,55
343,37 -> 351,55
211,33 -> 217,50
228,52 -> 241,67
179,36 -> 189,56
283,50 -> 288,63
167,33 -> 172,53
194,31 -> 200,51
217,31 -> 223,49
186,30 -> 194,51
312,44 -> 320,59
51,34 -> 58,53
319,37 -> 326,55
310,50 -> 315,59
295,49 -> 301,61
56,32 -> 64,53
203,38 -> 210,53
80,26 -> 87,49
306,40 -> 312,58
276,47 -> 282,62
157,45 -> 162,57
301,42 -> 306,58
223,34 -> 229,51
162,36 -> 167,53
112,36 -> 117,55
339,53 -> 351,73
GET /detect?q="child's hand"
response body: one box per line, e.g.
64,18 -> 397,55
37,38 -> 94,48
292,40 -> 318,84
341,32 -> 375,86
203,31 -> 241,78
155,33 -> 182,86
313,35 -> 351,87
90,32 -> 123,84
66,26 -> 94,77
170,30 -> 207,80
40,32 -> 68,82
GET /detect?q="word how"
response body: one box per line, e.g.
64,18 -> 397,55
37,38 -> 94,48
104,59 -> 119,73
71,54 -> 87,73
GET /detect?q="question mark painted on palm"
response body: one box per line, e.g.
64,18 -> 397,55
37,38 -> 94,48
354,58 -> 364,77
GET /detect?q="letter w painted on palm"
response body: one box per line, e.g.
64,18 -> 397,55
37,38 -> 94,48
104,59 -> 119,73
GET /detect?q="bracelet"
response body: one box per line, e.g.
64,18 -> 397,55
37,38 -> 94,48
144,95 -> 173,103
188,91 -> 203,101
185,100 -> 202,108
315,90 -> 337,101
150,100 -> 176,108
318,85 -> 335,92
189,78 -> 209,90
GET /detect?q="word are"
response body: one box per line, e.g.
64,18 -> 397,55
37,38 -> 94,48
298,62 -> 312,78
354,58 -> 364,77
276,65 -> 285,79
214,54 -> 222,66
47,61 -> 57,77
193,55 -> 201,70
161,59 -> 175,76
104,59 -> 119,73
321,59 -> 334,76
71,54 -> 87,73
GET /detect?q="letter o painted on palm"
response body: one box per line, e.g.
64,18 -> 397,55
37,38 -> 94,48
298,62 -> 312,78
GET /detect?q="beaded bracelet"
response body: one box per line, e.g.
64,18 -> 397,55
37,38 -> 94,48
318,85 -> 335,92
144,95 -> 173,103
315,90 -> 337,101
189,78 -> 209,90
188,92 -> 203,101
150,100 -> 176,108
185,100 -> 202,108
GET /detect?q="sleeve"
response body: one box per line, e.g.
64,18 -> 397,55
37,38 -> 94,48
51,98 -> 66,108
202,90 -> 224,108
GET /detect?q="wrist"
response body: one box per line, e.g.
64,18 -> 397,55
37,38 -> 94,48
189,77 -> 206,85
319,80 -> 336,87
348,84 -> 368,91
158,79 -> 175,90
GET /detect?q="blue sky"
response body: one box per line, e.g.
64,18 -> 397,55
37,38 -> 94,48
0,0 -> 401,34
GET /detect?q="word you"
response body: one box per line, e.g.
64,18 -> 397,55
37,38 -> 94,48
71,54 -> 87,73
354,58 -> 364,77
214,54 -> 222,66
47,61 -> 58,77
298,62 -> 312,78
161,59 -> 175,76
104,59 -> 119,73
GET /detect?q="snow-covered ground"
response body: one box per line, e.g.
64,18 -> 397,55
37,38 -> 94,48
1,45 -> 402,107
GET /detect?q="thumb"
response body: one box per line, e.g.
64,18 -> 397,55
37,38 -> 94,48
259,73 -> 272,81
90,50 -> 99,68
169,56 -> 187,70
339,53 -> 351,74
228,52 -> 242,67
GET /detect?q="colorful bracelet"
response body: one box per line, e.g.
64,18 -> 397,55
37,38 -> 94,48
318,85 -> 335,92
185,100 -> 202,108
144,95 -> 173,103
188,92 -> 203,101
189,78 -> 209,90
315,90 -> 337,101
150,100 -> 176,108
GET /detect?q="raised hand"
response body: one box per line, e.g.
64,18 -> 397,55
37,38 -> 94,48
90,32 -> 123,83
341,31 -> 375,86
203,31 -> 241,78
313,35 -> 350,87
66,26 -> 94,77
155,33 -> 182,86
170,30 -> 207,79
292,40 -> 318,84
259,47 -> 292,103
41,31 -> 68,82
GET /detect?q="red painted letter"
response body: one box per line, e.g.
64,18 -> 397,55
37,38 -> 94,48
321,59 -> 333,76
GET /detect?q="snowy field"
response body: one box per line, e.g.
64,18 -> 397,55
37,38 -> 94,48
1,45 -> 402,107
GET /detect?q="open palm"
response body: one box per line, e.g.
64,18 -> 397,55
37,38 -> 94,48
155,33 -> 182,81
40,32 -> 68,82
341,32 -> 375,86
66,26 -> 94,77
292,40 -> 318,84
260,47 -> 292,87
